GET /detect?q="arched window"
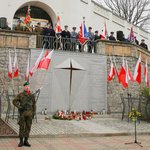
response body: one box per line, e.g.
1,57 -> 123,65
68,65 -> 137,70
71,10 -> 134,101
13,6 -> 53,28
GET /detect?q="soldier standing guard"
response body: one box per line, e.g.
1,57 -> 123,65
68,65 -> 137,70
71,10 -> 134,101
13,82 -> 36,147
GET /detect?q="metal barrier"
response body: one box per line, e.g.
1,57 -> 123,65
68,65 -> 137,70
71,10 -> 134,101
36,35 -> 99,53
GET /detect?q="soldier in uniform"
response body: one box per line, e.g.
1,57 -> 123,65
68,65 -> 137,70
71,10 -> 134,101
13,82 -> 36,147
14,20 -> 23,31
35,22 -> 43,35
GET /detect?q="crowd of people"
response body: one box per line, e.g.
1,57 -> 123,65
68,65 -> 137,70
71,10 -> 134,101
5,20 -> 148,51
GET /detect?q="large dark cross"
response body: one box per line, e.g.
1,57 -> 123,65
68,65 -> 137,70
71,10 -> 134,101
57,58 -> 85,111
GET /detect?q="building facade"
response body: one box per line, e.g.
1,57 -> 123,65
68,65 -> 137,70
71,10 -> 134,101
0,0 -> 150,48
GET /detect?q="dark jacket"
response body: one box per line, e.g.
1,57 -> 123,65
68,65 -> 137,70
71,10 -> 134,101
13,91 -> 36,116
140,43 -> 148,50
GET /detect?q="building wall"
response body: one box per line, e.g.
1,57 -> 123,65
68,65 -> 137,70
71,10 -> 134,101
0,0 -> 150,48
107,56 -> 145,114
0,31 -> 149,115
30,50 -> 107,113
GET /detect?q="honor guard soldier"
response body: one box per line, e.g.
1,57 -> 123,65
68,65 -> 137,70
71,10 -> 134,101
13,82 -> 36,147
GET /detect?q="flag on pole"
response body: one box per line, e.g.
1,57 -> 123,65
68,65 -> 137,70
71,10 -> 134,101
8,51 -> 12,79
118,57 -> 128,88
24,5 -> 31,24
113,57 -> 119,82
54,16 -> 62,33
124,60 -> 134,88
108,57 -> 115,81
78,18 -> 89,45
101,22 -> 108,39
134,55 -> 141,84
25,54 -> 30,81
38,50 -> 54,70
13,50 -> 19,78
144,59 -> 149,86
24,13 -> 31,24
29,47 -> 45,76
126,60 -> 134,82
128,27 -> 134,42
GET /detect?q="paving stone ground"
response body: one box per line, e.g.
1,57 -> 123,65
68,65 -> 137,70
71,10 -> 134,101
1,115 -> 150,149
4,115 -> 150,137
0,135 -> 149,150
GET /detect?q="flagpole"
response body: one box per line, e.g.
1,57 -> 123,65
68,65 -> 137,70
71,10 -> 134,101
9,49 -> 15,94
14,47 -> 20,94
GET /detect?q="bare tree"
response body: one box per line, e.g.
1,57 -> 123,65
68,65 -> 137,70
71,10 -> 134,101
103,0 -> 150,29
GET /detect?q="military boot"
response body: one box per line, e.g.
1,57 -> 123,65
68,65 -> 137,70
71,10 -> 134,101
24,137 -> 31,147
18,137 -> 24,147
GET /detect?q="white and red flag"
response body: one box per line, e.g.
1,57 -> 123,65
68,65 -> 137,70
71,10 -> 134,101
55,16 -> 62,33
29,48 -> 44,76
126,60 -> 134,82
144,59 -> 149,86
25,54 -> 30,81
124,60 -> 134,88
134,55 -> 141,84
108,57 -> 115,81
8,51 -> 12,79
38,50 -> 54,70
118,57 -> 128,88
13,50 -> 19,78
101,22 -> 108,39
113,57 -> 119,82
24,5 -> 31,24
128,27 -> 135,42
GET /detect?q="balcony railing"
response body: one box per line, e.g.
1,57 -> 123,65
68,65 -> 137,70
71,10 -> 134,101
36,35 -> 100,53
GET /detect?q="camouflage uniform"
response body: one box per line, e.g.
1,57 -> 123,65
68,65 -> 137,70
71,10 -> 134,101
13,91 -> 36,138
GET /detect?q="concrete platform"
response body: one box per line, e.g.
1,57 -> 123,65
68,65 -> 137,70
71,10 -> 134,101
4,114 -> 150,138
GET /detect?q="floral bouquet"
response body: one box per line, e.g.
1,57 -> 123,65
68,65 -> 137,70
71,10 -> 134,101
128,108 -> 141,122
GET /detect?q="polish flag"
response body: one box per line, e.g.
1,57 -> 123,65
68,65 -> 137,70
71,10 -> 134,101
118,57 -> 128,88
8,51 -> 12,79
113,57 -> 119,82
24,13 -> 31,24
101,22 -> 108,39
128,27 -> 134,42
25,54 -> 30,81
38,50 -> 54,70
126,60 -> 134,82
29,48 -> 44,76
55,16 -> 62,33
124,60 -> 134,88
108,57 -> 115,81
13,50 -> 19,78
144,59 -> 149,86
134,55 -> 141,84
78,18 -> 89,45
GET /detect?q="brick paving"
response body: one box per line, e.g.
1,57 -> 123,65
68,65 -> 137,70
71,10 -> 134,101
0,118 -> 17,136
0,135 -> 150,150
1,115 -> 150,149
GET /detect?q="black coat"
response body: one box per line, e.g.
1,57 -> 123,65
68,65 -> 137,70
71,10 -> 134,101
61,30 -> 71,38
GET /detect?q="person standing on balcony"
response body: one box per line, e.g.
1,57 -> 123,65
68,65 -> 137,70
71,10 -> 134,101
43,23 -> 56,49
134,36 -> 139,45
94,30 -> 100,53
87,27 -> 94,53
12,82 -> 36,147
14,20 -> 23,31
140,39 -> 148,50
61,25 -> 71,50
35,22 -> 43,35
108,32 -> 116,41
71,27 -> 78,51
